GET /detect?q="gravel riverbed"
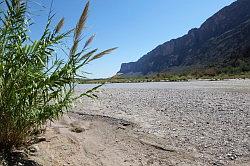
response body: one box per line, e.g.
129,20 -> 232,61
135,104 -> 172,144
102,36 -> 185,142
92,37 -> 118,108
74,79 -> 250,165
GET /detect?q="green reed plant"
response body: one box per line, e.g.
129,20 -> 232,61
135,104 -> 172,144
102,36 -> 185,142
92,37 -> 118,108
0,0 -> 116,150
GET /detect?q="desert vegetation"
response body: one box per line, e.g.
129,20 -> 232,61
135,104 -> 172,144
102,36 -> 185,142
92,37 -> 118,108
0,0 -> 114,151
82,68 -> 250,84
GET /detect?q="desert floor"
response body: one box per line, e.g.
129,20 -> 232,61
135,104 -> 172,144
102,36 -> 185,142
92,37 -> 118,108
8,80 -> 250,166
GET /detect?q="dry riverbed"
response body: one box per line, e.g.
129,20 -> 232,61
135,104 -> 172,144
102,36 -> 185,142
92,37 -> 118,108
3,79 -> 249,166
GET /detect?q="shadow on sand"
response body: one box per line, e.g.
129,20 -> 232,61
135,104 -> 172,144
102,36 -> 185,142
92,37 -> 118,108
0,151 -> 41,166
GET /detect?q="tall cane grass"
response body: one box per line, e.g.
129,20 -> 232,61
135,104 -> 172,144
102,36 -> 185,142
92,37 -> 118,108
0,0 -> 116,150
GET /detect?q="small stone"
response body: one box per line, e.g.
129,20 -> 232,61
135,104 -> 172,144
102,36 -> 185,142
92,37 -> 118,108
120,122 -> 130,127
226,153 -> 237,160
70,127 -> 85,133
28,145 -> 39,153
117,125 -> 126,130
35,136 -> 46,143
213,161 -> 224,166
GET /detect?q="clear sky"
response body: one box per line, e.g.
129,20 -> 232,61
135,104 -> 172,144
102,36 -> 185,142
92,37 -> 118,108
30,0 -> 236,78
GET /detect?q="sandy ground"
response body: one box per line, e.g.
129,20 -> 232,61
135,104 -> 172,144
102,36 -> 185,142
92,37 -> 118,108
4,79 -> 250,166
30,113 -> 208,166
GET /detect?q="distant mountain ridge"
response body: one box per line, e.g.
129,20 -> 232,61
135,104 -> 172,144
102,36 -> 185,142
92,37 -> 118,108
118,0 -> 250,76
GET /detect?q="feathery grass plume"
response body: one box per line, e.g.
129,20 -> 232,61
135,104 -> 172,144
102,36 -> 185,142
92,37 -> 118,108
84,34 -> 95,49
89,47 -> 118,62
0,0 -> 116,150
74,1 -> 89,42
70,1 -> 89,58
54,18 -> 65,34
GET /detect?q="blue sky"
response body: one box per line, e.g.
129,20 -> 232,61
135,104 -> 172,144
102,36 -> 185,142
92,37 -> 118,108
30,0 -> 236,78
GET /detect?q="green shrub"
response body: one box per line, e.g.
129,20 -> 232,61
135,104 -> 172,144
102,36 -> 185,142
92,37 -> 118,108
0,0 -> 115,150
204,68 -> 218,77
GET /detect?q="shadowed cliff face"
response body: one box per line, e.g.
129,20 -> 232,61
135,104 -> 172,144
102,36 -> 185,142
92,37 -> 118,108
118,0 -> 250,75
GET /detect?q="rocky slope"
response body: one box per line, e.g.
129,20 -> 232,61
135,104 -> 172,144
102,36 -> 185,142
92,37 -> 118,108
118,0 -> 250,75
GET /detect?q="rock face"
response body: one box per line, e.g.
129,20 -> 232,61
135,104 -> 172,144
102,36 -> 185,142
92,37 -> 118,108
118,0 -> 250,75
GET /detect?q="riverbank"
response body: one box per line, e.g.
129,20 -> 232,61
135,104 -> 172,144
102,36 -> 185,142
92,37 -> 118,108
81,72 -> 250,84
3,80 -> 249,166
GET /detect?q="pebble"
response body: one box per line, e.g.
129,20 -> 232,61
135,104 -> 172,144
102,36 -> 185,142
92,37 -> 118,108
28,145 -> 39,153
